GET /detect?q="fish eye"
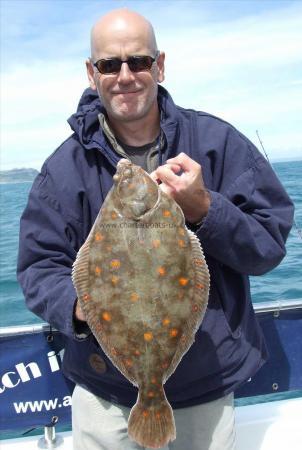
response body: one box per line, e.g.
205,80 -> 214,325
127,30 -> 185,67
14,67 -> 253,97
123,169 -> 132,177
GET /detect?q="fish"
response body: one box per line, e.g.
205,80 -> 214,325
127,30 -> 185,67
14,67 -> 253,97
72,159 -> 210,449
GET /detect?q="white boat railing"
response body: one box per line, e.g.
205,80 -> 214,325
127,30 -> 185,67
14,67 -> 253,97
1,298 -> 301,337
253,298 -> 302,313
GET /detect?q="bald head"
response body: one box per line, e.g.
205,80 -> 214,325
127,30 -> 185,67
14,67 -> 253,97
90,8 -> 158,60
86,8 -> 165,135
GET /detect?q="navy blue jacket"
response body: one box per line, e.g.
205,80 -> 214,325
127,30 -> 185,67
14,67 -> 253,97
17,86 -> 294,408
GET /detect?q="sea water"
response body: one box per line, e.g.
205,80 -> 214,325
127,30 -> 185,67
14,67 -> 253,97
0,160 -> 301,327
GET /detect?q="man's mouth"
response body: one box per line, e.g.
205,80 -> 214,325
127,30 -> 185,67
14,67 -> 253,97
113,89 -> 141,95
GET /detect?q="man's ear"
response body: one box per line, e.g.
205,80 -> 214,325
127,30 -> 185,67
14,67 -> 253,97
156,51 -> 165,83
86,59 -> 97,90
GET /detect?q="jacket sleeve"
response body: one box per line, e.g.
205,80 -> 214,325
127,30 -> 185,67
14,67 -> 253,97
17,169 -> 85,339
198,155 -> 294,276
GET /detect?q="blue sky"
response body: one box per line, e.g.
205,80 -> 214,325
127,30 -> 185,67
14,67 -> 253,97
1,0 -> 302,169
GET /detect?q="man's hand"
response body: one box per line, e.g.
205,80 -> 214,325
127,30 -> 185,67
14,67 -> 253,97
74,300 -> 86,322
150,152 -> 210,224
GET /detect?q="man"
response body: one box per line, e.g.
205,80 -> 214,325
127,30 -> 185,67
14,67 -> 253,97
17,8 -> 294,450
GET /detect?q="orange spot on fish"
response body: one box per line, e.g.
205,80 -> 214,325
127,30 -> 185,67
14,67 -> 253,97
111,347 -> 117,356
163,210 -> 171,217
95,232 -> 104,242
102,311 -> 111,322
170,328 -> 179,338
83,294 -> 90,302
95,266 -> 102,275
130,292 -> 139,302
151,377 -> 157,384
178,227 -> 185,236
147,391 -> 155,398
111,276 -> 119,285
194,258 -> 204,266
179,277 -> 189,286
111,211 -> 118,220
134,349 -> 141,356
161,361 -> 169,369
110,259 -> 121,269
162,318 -> 170,326
192,304 -> 199,312
155,412 -> 161,419
124,359 -> 133,367
144,332 -> 153,342
195,282 -> 204,290
152,239 -> 161,248
157,266 -> 166,276
143,410 -> 149,418
178,239 -> 186,248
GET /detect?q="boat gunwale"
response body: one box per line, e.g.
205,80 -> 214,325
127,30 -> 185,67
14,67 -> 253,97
0,299 -> 301,337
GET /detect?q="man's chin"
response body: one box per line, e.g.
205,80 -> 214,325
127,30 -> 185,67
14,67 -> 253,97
110,108 -> 146,123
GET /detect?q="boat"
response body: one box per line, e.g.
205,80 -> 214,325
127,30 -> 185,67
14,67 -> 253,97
1,298 -> 301,449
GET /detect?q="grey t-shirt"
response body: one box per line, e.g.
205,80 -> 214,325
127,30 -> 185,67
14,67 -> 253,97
98,113 -> 163,173
119,140 -> 159,173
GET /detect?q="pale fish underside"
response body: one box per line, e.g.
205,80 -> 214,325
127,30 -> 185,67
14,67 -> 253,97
72,159 -> 210,449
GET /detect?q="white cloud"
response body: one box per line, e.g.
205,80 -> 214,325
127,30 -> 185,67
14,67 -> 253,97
161,2 -> 302,158
2,61 -> 88,123
1,60 -> 89,169
161,3 -> 302,84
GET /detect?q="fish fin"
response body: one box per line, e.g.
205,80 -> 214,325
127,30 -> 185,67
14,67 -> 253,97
72,238 -> 105,332
71,201 -> 106,302
187,228 -> 210,323
71,238 -> 91,305
128,389 -> 176,449
164,228 -> 210,382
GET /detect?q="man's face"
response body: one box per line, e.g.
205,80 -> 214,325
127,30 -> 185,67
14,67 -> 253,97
87,27 -> 165,124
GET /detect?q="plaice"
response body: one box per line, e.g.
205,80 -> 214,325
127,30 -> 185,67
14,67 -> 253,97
72,159 -> 210,448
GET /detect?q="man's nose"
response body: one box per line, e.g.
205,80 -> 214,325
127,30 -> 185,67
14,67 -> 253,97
117,62 -> 135,83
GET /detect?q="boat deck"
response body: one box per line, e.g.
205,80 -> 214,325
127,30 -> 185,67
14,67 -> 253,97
1,398 -> 302,449
1,300 -> 301,449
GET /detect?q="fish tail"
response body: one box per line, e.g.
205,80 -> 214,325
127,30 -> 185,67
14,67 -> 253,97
128,390 -> 176,449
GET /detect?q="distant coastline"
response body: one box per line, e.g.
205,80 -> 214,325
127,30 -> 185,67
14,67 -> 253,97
271,157 -> 302,163
0,168 -> 39,184
0,158 -> 301,184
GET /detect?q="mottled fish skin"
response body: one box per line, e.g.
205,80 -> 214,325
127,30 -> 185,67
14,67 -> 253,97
72,159 -> 210,448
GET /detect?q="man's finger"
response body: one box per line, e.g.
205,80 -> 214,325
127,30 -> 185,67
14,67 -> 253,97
149,171 -> 160,183
150,163 -> 180,183
75,300 -> 86,321
153,165 -> 181,189
166,163 -> 182,174
166,152 -> 200,173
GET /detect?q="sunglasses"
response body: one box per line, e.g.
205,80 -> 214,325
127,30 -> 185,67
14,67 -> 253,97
93,52 -> 159,75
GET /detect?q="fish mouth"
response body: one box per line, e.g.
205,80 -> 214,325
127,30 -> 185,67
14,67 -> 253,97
117,159 -> 131,170
113,160 -> 160,220
113,159 -> 132,183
